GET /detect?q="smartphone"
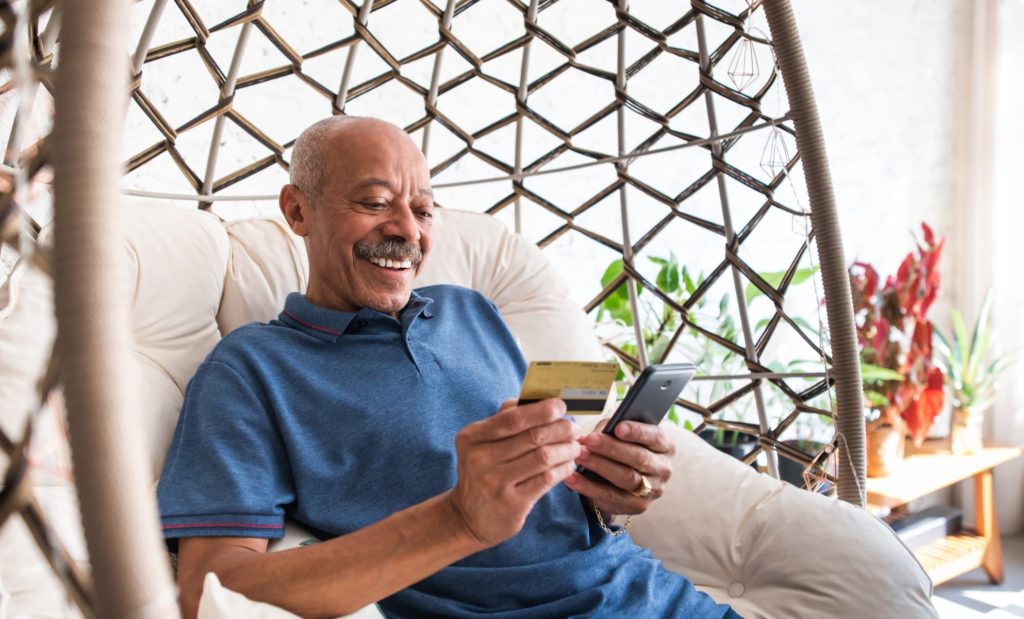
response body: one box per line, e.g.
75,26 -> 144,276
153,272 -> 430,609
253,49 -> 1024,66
577,362 -> 696,485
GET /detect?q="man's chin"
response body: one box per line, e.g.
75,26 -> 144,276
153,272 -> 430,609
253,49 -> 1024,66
366,291 -> 413,317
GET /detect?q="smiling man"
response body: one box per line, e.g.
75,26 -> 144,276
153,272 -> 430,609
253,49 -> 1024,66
157,116 -> 738,619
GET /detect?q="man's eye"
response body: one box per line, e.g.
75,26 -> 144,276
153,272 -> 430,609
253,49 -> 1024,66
417,210 -> 434,220
362,202 -> 387,210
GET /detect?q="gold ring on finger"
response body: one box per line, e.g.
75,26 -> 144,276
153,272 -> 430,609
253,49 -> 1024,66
631,473 -> 653,498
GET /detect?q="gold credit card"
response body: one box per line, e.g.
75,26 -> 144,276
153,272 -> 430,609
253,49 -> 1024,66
517,361 -> 618,414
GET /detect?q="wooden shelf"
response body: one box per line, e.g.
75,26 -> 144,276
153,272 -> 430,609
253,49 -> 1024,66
913,530 -> 987,586
865,439 -> 1022,586
867,440 -> 1022,508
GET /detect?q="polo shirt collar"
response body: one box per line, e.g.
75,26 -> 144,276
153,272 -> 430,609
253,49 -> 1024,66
280,290 -> 434,342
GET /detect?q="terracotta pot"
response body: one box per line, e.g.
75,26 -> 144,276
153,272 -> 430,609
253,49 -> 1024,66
867,424 -> 905,477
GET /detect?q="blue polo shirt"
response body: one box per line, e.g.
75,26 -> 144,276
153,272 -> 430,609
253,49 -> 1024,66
158,285 -> 732,618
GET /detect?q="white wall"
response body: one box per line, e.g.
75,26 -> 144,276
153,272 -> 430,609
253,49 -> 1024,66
791,0 -> 962,281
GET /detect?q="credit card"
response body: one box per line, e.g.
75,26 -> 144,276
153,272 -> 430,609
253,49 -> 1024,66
517,361 -> 618,414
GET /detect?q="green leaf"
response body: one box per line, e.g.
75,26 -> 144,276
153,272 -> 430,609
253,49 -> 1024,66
656,263 -> 680,294
600,259 -> 628,300
864,390 -> 890,408
667,407 -> 680,424
791,317 -> 820,338
648,256 -> 668,266
745,266 -> 819,303
968,291 -> 994,373
681,266 -> 697,295
860,363 -> 904,384
649,334 -> 672,365
608,303 -> 633,327
966,328 -> 992,385
953,309 -> 970,367
683,419 -> 694,431
933,328 -> 954,362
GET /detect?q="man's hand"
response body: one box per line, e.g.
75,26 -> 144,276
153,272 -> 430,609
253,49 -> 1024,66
564,420 -> 675,517
448,398 -> 581,547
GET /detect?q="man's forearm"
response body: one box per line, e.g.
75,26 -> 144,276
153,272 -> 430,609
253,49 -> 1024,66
201,492 -> 488,618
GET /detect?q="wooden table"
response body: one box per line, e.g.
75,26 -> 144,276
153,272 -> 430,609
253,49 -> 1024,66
866,439 -> 1022,586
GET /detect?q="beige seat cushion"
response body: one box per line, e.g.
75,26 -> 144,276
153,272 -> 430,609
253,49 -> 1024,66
122,203 -> 230,478
629,425 -> 936,618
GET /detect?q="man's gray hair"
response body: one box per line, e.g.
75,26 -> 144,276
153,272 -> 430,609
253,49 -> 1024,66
289,115 -> 358,203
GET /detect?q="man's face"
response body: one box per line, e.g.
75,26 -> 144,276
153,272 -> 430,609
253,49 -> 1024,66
286,122 -> 434,317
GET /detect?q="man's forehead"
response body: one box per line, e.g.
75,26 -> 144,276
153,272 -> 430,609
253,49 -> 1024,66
350,177 -> 433,198
321,126 -> 432,195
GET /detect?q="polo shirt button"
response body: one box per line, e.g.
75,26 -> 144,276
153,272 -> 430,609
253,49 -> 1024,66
727,582 -> 744,598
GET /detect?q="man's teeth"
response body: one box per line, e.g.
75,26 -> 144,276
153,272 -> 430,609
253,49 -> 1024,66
368,257 -> 413,270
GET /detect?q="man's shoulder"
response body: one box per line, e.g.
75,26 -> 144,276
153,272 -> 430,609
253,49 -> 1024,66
204,320 -> 296,366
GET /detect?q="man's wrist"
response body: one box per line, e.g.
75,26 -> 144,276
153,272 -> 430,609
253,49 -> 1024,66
436,492 -> 492,554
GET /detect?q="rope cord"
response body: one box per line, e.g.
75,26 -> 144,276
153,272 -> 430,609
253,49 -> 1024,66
764,0 -> 865,505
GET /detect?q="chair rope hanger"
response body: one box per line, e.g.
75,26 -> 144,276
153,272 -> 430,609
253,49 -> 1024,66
0,0 -> 867,616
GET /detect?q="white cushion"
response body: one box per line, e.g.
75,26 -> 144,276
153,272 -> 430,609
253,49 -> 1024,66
0,258 -> 57,473
629,425 -> 937,618
217,217 -> 308,336
198,573 -> 381,619
122,203 -> 230,478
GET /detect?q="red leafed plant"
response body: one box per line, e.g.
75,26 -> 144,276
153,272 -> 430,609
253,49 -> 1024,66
849,223 -> 945,446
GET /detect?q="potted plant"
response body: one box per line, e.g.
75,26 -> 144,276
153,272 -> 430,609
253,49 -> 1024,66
934,292 -> 1012,455
596,253 -> 818,464
849,223 -> 945,475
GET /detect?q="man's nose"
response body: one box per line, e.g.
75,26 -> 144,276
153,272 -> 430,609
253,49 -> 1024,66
381,205 -> 421,243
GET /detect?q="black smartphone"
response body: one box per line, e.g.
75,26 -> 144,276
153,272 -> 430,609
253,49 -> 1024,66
577,362 -> 696,485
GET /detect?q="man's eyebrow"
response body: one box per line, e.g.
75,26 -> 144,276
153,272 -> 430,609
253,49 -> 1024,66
351,178 -> 434,198
351,178 -> 392,192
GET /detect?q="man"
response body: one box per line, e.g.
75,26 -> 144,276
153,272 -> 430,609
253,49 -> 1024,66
157,116 -> 737,618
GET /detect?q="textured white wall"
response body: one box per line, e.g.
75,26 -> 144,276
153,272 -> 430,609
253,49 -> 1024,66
790,0 -> 962,277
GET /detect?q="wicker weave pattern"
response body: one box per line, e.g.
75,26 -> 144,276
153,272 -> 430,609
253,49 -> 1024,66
0,2 -> 852,615
116,0 -> 830,451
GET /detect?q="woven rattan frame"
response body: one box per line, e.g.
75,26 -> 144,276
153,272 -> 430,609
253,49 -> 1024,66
0,1 -> 864,615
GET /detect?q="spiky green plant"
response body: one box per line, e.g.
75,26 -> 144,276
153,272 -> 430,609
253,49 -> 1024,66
934,292 -> 1013,412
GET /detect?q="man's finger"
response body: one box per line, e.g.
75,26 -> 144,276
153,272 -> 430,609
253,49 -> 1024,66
612,421 -> 675,454
504,441 -> 581,484
564,473 -> 645,514
576,447 -> 649,494
516,461 -> 577,501
582,432 -> 666,477
469,398 -> 567,442
486,418 -> 580,464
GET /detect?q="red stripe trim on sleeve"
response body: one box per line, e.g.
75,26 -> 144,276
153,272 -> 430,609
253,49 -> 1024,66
162,522 -> 283,530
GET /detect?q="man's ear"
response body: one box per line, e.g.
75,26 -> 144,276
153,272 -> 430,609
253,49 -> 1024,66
279,184 -> 312,236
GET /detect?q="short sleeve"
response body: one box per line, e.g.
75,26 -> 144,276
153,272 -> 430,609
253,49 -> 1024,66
157,360 -> 293,545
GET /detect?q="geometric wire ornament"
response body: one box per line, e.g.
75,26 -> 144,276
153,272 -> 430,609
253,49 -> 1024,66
727,37 -> 760,92
761,125 -> 791,177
